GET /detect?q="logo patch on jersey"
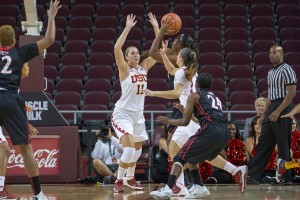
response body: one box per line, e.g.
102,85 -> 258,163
131,74 -> 147,83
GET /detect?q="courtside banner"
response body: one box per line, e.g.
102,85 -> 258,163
6,136 -> 61,176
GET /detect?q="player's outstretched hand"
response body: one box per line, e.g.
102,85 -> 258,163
148,12 -> 159,29
48,0 -> 61,17
141,89 -> 154,97
160,17 -> 172,34
160,40 -> 168,55
281,112 -> 294,118
126,14 -> 137,28
157,115 -> 170,125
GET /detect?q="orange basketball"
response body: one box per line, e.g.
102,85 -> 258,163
161,13 -> 182,36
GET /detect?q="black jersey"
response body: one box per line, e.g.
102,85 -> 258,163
193,89 -> 226,127
0,43 -> 39,90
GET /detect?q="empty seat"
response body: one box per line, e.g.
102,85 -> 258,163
224,4 -> 247,17
144,104 -> 168,120
55,91 -> 81,106
199,0 -> 220,4
126,28 -> 143,41
281,40 -> 300,53
45,79 -> 55,95
82,105 -> 109,122
120,16 -> 144,29
229,91 -> 257,105
257,78 -> 268,96
123,40 -> 143,51
0,17 -> 17,28
276,4 -> 300,17
174,0 -> 195,5
251,16 -> 275,29
198,28 -> 221,40
42,28 -> 64,42
255,65 -> 272,80
56,4 -> 71,18
230,104 -> 256,120
147,64 -> 168,79
148,0 -> 170,5
122,4 -> 145,16
198,4 -> 221,16
90,40 -> 114,54
59,65 -> 86,79
87,65 -> 114,80
251,40 -> 275,54
199,65 -> 225,79
84,79 -> 112,93
226,52 -> 251,66
71,4 -> 95,17
146,4 -> 170,16
55,104 -> 79,122
248,0 -> 272,4
68,16 -> 94,29
173,4 -> 195,16
147,78 -> 169,91
96,4 -> 120,16
83,91 -> 111,106
179,16 -> 196,28
44,65 -> 58,81
198,40 -> 222,54
0,5 -> 20,17
249,4 -> 273,16
198,53 -> 223,66
252,28 -> 276,41
47,41 -> 61,53
213,91 -> 227,107
112,91 -> 121,104
253,52 -> 270,66
211,78 -> 226,92
284,52 -> 300,65
224,40 -> 249,54
89,53 -> 114,66
198,16 -> 221,28
61,53 -> 87,66
113,79 -> 121,92
92,28 -> 117,41
56,79 -> 83,93
145,96 -> 169,106
66,28 -> 91,41
64,41 -> 89,54
228,78 -> 254,94
279,28 -> 300,41
44,53 -> 60,66
224,28 -> 248,41
76,0 -> 97,4
95,16 -> 119,29
227,65 -> 253,79
224,16 -> 248,28
223,0 -> 247,4
278,16 -> 300,29
180,28 -> 196,39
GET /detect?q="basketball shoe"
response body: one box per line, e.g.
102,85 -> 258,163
172,183 -> 188,196
114,179 -> 124,193
0,187 -> 19,200
149,185 -> 172,200
32,191 -> 48,200
276,158 -> 287,183
185,184 -> 210,199
232,165 -> 248,193
123,177 -> 143,190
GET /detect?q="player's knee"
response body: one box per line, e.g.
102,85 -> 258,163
131,148 -> 142,163
120,147 -> 135,164
173,155 -> 185,167
0,143 -> 11,157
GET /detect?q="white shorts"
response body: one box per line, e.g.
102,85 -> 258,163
111,107 -> 148,143
172,120 -> 200,148
0,127 -> 7,144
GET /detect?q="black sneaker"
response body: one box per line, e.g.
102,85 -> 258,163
262,176 -> 276,184
247,176 -> 259,185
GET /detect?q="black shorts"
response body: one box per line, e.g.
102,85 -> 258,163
167,107 -> 183,133
0,91 -> 29,145
179,122 -> 230,164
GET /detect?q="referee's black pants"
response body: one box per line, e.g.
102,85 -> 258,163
248,100 -> 293,182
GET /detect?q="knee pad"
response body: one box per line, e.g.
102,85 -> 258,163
120,147 -> 135,164
132,148 -> 142,163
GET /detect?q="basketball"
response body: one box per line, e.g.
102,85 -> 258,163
161,13 -> 182,36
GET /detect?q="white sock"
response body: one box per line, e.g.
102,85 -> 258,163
176,172 -> 185,186
224,162 -> 236,174
125,166 -> 136,179
117,167 -> 127,180
0,176 -> 4,191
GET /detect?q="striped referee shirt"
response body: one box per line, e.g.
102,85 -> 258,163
267,62 -> 297,100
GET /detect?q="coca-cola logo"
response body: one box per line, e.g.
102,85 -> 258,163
8,149 -> 59,169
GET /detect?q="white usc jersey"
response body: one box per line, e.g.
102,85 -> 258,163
115,66 -> 147,112
174,67 -> 197,107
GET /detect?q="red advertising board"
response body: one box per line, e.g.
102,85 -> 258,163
6,136 -> 61,176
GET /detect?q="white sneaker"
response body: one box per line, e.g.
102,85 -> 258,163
232,165 -> 248,193
172,183 -> 189,196
185,185 -> 210,199
149,185 -> 172,200
32,191 -> 48,200
187,184 -> 196,193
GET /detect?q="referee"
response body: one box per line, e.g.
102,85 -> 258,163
248,45 -> 296,184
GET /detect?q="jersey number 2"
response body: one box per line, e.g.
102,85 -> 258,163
1,56 -> 12,74
207,94 -> 222,111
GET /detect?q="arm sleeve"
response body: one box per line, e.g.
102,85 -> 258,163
111,136 -> 123,153
19,43 -> 39,63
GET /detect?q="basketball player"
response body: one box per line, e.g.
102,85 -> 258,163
111,14 -> 156,193
150,73 -> 248,199
143,42 -> 199,196
0,1 -> 61,199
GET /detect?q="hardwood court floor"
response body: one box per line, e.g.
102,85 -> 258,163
6,183 -> 300,200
